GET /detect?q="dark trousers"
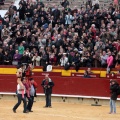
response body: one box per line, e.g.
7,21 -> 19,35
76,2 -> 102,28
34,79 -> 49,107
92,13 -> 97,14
27,96 -> 32,111
27,96 -> 34,111
45,94 -> 51,107
13,94 -> 27,112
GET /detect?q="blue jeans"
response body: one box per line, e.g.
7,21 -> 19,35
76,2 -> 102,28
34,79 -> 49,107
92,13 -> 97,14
45,94 -> 51,107
110,99 -> 116,113
13,94 -> 27,112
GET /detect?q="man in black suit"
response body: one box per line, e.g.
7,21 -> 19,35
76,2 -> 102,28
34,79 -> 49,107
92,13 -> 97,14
52,6 -> 60,23
41,75 -> 54,108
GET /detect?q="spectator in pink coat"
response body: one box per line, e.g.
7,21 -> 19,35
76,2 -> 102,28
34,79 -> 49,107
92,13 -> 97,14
107,52 -> 113,73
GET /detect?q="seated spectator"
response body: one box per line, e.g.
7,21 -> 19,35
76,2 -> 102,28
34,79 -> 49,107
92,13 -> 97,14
1,25 -> 9,39
72,52 -> 80,72
65,12 -> 74,27
87,68 -> 93,74
111,72 -> 116,78
12,50 -> 21,65
21,48 -> 32,64
49,52 -> 57,65
32,52 -> 41,66
3,51 -> 12,65
100,51 -> 108,68
18,43 -> 25,55
83,70 -> 91,78
41,51 -> 49,71
116,70 -> 120,74
107,52 -> 114,73
60,53 -> 68,66
115,51 -> 120,69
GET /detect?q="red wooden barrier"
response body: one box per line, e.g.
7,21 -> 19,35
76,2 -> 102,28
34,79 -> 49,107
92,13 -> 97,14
106,74 -> 120,79
1,75 -> 120,98
71,73 -> 100,78
34,72 -> 61,76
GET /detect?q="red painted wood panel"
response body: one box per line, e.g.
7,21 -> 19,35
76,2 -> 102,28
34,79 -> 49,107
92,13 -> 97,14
106,74 -> 120,79
34,72 -> 61,76
71,73 -> 100,78
1,75 -> 120,98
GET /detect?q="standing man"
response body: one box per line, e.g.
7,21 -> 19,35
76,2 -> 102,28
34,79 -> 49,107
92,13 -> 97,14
41,75 -> 54,108
27,78 -> 38,112
109,79 -> 119,114
13,77 -> 28,113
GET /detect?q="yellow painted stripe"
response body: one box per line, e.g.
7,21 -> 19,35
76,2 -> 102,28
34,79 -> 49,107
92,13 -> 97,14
61,70 -> 71,76
32,69 -> 43,72
100,71 -> 106,77
0,68 -> 17,74
52,69 -> 62,72
91,71 -> 101,74
0,67 -> 111,78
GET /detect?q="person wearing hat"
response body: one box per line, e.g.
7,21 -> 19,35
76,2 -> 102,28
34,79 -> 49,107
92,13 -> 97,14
41,75 -> 54,108
109,79 -> 119,114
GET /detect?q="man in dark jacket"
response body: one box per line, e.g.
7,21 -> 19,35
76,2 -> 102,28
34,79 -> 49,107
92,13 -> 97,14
52,6 -> 60,23
109,79 -> 119,114
61,0 -> 69,8
41,75 -> 54,108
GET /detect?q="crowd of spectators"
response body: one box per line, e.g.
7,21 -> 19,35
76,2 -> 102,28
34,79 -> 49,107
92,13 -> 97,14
0,0 -> 120,72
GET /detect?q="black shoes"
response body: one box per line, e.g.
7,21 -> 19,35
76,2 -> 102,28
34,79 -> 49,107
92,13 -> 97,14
23,110 -> 29,113
29,110 -> 33,112
12,109 -> 16,113
43,106 -> 52,108
48,106 -> 52,108
23,111 -> 29,113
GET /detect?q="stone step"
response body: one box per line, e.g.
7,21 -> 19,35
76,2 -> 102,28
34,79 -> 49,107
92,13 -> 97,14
0,0 -> 114,11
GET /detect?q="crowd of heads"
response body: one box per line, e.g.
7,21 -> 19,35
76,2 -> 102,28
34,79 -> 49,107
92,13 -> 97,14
0,0 -> 120,71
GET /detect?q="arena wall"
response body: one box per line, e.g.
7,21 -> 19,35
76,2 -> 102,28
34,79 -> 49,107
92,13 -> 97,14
0,66 -> 120,99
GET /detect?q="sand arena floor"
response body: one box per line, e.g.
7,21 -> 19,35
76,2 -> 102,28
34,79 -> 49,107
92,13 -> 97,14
0,99 -> 120,120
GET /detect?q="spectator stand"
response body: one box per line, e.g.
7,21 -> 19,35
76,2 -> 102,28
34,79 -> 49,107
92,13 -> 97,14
0,0 -> 119,105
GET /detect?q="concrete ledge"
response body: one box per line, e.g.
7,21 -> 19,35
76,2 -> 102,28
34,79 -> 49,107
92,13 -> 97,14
1,92 -> 120,100
1,92 -> 120,106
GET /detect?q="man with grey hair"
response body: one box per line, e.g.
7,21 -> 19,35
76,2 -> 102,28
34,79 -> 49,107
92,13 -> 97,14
41,75 -> 54,108
100,51 -> 108,68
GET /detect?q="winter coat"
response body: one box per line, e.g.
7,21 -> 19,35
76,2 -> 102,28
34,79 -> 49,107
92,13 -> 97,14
110,83 -> 119,100
41,78 -> 54,95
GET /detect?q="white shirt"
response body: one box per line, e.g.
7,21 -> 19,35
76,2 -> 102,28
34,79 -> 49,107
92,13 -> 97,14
30,85 -> 35,96
17,84 -> 26,94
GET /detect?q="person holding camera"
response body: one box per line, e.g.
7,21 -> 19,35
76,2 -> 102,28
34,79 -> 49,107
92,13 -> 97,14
109,79 -> 119,114
41,75 -> 54,108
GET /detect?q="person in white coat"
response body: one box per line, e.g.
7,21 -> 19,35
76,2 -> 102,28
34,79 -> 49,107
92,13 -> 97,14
60,53 -> 68,66
65,12 -> 74,26
32,52 -> 41,66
